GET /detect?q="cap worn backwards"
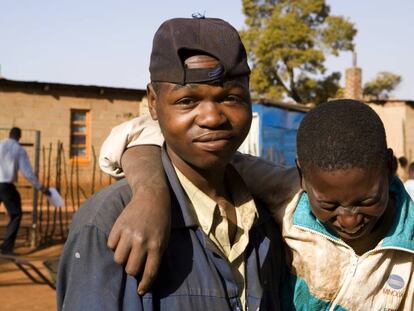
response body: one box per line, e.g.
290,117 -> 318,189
149,17 -> 250,84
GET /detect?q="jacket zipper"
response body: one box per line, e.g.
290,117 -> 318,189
293,225 -> 414,310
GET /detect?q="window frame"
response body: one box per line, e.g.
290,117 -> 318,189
69,109 -> 91,162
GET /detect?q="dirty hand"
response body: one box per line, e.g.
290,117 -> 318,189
107,145 -> 170,295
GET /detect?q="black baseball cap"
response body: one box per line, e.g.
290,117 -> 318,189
149,17 -> 250,84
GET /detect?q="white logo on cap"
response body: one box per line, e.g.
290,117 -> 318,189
208,66 -> 224,79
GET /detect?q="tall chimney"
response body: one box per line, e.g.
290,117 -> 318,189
344,51 -> 362,99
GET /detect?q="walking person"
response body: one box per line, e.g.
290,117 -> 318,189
0,127 -> 49,254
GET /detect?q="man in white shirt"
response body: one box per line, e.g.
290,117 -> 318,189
404,161 -> 414,200
0,127 -> 49,254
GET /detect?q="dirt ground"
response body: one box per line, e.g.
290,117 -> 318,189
0,244 -> 62,311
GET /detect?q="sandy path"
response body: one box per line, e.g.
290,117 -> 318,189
0,244 -> 63,311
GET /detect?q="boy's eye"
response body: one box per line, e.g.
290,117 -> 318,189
359,198 -> 379,207
361,193 -> 382,205
319,202 -> 337,210
176,97 -> 197,106
224,94 -> 248,105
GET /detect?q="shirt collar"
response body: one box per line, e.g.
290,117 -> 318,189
161,144 -> 259,232
161,145 -> 199,229
174,167 -> 217,234
380,177 -> 414,251
178,164 -> 258,226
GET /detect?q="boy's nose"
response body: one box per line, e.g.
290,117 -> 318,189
336,213 -> 364,230
196,101 -> 227,128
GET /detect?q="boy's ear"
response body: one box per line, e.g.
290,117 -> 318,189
295,158 -> 306,190
147,83 -> 159,121
386,148 -> 395,180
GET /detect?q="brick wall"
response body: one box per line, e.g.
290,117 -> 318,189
0,82 -> 147,205
404,104 -> 414,162
344,67 -> 362,100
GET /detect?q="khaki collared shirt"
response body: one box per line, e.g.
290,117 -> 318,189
174,166 -> 258,310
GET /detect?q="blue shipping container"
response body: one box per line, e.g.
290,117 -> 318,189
239,102 -> 308,166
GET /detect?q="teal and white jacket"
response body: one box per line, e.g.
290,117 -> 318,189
280,177 -> 414,311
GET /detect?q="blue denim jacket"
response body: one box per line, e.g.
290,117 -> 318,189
57,148 -> 283,311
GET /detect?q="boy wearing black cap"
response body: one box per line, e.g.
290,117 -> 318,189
57,17 -> 283,311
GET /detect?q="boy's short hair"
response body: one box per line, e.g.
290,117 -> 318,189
149,17 -> 250,85
297,99 -> 388,173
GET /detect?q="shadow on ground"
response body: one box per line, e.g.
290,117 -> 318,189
0,244 -> 63,311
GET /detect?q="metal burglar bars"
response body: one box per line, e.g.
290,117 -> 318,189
1,128 -> 111,249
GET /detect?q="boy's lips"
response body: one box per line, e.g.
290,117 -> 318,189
333,219 -> 372,239
193,131 -> 234,142
337,222 -> 366,235
192,132 -> 235,152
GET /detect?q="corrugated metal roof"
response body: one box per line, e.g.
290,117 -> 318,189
367,98 -> 414,107
0,78 -> 146,99
252,98 -> 313,112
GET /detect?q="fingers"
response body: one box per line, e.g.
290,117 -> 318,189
137,250 -> 162,295
112,235 -> 133,265
107,224 -> 121,250
124,245 -> 146,276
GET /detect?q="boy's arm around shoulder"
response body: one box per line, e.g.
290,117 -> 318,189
107,145 -> 171,294
231,153 -> 300,222
99,116 -> 170,295
99,115 -> 164,178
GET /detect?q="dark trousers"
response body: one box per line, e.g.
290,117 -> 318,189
0,183 -> 22,253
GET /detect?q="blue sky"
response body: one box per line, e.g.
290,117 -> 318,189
1,0 -> 413,99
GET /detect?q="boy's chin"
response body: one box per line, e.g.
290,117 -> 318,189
193,159 -> 231,171
187,154 -> 234,171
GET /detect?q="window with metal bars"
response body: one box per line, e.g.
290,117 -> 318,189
70,109 -> 90,160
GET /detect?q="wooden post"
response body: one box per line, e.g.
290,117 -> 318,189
30,130 -> 41,248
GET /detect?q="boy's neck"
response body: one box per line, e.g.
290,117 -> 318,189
168,150 -> 231,202
178,162 -> 231,201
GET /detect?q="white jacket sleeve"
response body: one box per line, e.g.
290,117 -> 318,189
99,115 -> 164,178
18,147 -> 42,190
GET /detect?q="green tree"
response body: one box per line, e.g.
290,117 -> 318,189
363,71 -> 402,99
241,0 -> 356,104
